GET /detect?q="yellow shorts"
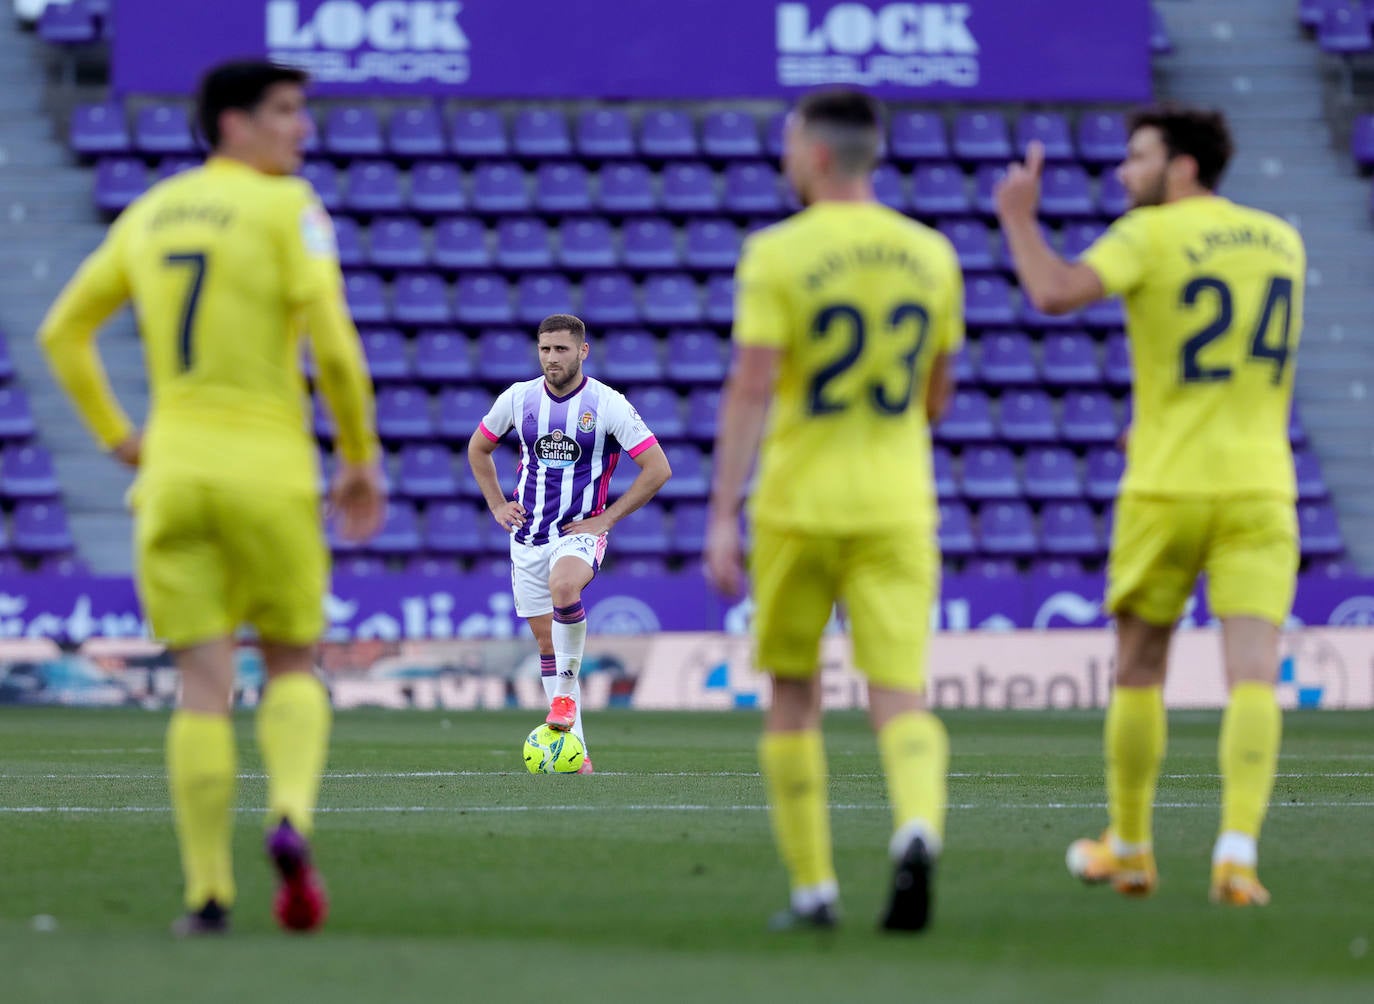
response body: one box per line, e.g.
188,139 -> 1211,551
750,523 -> 937,692
133,477 -> 328,648
1106,494 -> 1298,628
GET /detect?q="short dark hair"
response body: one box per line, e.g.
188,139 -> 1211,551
1128,104 -> 1234,191
537,314 -> 585,342
795,89 -> 884,174
195,60 -> 308,150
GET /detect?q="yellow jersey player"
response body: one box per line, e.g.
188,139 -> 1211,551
996,105 -> 1303,906
38,61 -> 385,935
705,89 -> 962,933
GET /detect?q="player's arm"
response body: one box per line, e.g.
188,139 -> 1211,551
926,353 -> 956,423
561,396 -> 671,536
925,246 -> 965,424
36,230 -> 139,464
995,141 -> 1106,315
468,389 -> 525,532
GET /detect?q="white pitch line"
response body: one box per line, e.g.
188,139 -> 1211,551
4,770 -> 1373,781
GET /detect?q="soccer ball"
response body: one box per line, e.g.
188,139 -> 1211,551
523,724 -> 585,774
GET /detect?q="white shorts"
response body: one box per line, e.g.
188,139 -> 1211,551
510,533 -> 609,618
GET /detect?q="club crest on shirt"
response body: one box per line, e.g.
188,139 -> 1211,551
578,410 -> 596,434
534,429 -> 582,469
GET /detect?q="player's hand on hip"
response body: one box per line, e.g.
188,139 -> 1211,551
330,460 -> 387,542
560,513 -> 612,538
704,512 -> 746,599
111,432 -> 142,469
492,500 -> 527,533
995,138 -> 1045,220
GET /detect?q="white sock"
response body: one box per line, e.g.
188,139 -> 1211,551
1111,836 -> 1152,858
790,880 -> 839,914
551,603 -> 587,699
1212,830 -> 1258,867
889,819 -> 942,860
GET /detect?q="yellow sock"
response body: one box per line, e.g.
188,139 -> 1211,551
1219,681 -> 1282,839
256,671 -> 331,836
877,711 -> 949,848
166,710 -> 237,910
1105,685 -> 1166,847
758,730 -> 835,893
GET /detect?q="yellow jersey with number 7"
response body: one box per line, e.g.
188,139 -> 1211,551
1081,196 -> 1304,499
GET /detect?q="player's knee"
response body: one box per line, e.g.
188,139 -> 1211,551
549,577 -> 581,609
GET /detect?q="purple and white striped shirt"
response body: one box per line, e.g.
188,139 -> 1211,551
477,376 -> 657,546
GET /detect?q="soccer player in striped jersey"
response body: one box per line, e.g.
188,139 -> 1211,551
467,314 -> 671,770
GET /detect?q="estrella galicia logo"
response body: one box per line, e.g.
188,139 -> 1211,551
534,429 -> 581,469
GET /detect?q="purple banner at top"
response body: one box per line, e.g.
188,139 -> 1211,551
0,571 -> 1372,641
112,1 -> 1152,102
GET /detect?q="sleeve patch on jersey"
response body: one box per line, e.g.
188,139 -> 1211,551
301,204 -> 337,258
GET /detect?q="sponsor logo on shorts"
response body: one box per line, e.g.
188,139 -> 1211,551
534,429 -> 581,469
578,410 -> 596,433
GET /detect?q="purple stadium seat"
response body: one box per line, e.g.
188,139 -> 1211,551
516,273 -> 576,324
961,445 -> 1020,501
662,162 -> 721,214
576,109 -> 634,159
1039,165 -> 1095,218
39,2 -> 97,45
1041,332 -> 1102,387
723,163 -> 782,215
641,274 -> 702,325
70,102 -> 129,156
360,328 -> 411,382
406,556 -> 462,577
534,162 -> 593,214
1022,446 -> 1082,501
343,272 -> 388,324
704,276 -> 735,324
935,390 -> 996,444
331,216 -> 362,272
414,330 -> 475,384
1295,450 -> 1329,500
454,274 -> 514,325
670,503 -> 708,556
94,157 -> 147,212
345,161 -> 403,214
630,386 -> 685,439
475,329 -> 531,382
1016,112 -> 1074,161
396,446 -> 458,500
388,105 -> 445,158
299,161 -> 342,212
426,503 -> 489,556
953,112 -> 1012,162
1084,447 -> 1124,501
471,162 -> 531,214
450,109 -> 509,159
640,110 -> 698,159
702,110 -> 761,159
1150,5 -> 1174,54
393,273 -> 452,326
1103,334 -> 1132,388
765,112 -> 787,159
558,218 -> 617,270
685,387 -> 720,443
952,345 -> 977,391
1062,221 -> 1107,259
155,157 -> 201,182
1098,172 -> 1129,218
313,396 -> 336,441
623,217 -> 681,270
999,389 -> 1058,444
890,111 -> 949,162
376,386 -> 434,441
598,330 -> 663,384
979,500 -> 1037,557
1041,502 -> 1100,557
936,219 -> 991,271
659,445 -> 708,499
513,109 -> 572,159
368,217 -> 427,269
938,502 -> 976,557
1029,557 -> 1093,578
668,329 -> 728,384
432,217 -> 491,270
1299,0 -> 1341,29
683,219 -> 741,271
973,164 -> 1009,216
614,505 -> 671,555
368,501 -> 422,556
36,554 -> 89,576
1084,296 -> 1125,330
436,386 -> 493,440
1298,503 -> 1344,557
1354,115 -> 1374,171
979,331 -> 1038,387
967,558 -> 1019,578
598,163 -> 658,214
581,272 -> 640,325
932,447 -> 957,499
1077,112 -> 1128,166
0,444 -> 58,499
1020,297 -> 1084,331
495,217 -> 554,271
872,165 -> 908,211
0,338 -> 13,382
1061,390 -> 1119,445
1290,407 -> 1308,447
965,275 -> 1016,327
409,162 -> 467,215
325,105 -> 383,157
12,502 -> 73,555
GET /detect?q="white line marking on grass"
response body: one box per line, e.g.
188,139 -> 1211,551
6,769 -> 1373,781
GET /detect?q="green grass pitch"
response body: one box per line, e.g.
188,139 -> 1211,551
2,707 -> 1371,1003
